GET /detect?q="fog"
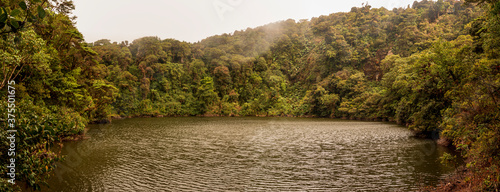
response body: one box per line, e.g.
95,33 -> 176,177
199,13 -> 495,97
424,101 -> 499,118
72,0 -> 416,43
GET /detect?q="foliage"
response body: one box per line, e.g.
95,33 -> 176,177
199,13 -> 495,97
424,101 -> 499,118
1,0 -> 500,190
0,99 -> 85,190
1,0 -> 116,190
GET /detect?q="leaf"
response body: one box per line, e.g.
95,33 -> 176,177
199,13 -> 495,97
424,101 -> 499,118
0,22 -> 5,29
9,18 -> 19,29
37,6 -> 46,19
33,0 -> 41,2
0,12 -> 7,23
11,9 -> 21,17
19,1 -> 28,11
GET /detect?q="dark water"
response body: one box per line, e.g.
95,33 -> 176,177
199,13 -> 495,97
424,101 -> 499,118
44,117 -> 455,191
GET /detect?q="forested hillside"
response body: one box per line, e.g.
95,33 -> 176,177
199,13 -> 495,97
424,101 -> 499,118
0,0 -> 116,190
1,0 -> 499,191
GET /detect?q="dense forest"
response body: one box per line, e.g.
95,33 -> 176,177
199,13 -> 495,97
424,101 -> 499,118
0,0 -> 499,191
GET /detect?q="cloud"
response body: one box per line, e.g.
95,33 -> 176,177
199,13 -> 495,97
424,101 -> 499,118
73,0 -> 414,43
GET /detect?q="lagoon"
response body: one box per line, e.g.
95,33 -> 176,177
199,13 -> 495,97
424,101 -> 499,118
45,117 -> 454,191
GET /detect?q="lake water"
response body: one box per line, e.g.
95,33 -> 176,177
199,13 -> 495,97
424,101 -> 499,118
44,117 -> 455,191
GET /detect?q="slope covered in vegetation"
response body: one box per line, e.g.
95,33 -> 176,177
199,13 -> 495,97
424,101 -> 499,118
1,0 -> 499,191
0,0 -> 116,190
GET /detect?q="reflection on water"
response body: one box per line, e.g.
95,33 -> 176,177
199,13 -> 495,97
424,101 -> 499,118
44,117 -> 455,191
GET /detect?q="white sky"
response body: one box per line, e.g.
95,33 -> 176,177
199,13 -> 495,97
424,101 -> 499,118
72,0 -> 416,43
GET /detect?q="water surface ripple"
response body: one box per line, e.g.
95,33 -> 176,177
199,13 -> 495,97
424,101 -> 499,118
45,117 -> 454,191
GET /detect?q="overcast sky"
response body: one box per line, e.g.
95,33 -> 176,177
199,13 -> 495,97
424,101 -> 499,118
72,0 -> 416,43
